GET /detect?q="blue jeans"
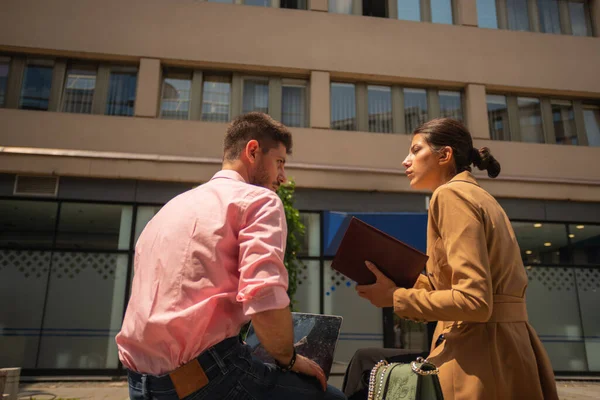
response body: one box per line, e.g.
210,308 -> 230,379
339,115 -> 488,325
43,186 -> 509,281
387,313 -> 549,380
128,336 -> 347,400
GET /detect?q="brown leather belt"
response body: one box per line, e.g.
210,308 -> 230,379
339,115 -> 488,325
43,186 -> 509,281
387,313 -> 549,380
487,294 -> 529,323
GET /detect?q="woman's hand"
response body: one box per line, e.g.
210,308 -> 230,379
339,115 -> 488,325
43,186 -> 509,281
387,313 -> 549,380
355,261 -> 398,308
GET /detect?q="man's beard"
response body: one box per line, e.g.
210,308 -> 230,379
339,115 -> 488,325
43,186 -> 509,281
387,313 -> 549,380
250,160 -> 277,190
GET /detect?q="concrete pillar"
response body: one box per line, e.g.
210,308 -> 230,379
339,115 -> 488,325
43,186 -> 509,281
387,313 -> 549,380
309,0 -> 328,12
456,0 -> 478,27
134,58 -> 161,118
310,71 -> 330,129
465,84 -> 490,139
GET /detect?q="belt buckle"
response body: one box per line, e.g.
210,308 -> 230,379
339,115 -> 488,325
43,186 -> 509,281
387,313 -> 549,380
169,358 -> 209,399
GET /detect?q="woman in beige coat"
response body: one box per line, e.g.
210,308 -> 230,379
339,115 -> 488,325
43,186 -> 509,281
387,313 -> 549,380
353,118 -> 558,400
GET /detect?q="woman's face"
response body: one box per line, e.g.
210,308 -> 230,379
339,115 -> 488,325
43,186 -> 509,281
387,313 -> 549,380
402,134 -> 446,191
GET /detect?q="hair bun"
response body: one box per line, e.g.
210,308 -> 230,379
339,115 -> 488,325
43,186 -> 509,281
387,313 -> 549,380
473,147 -> 501,178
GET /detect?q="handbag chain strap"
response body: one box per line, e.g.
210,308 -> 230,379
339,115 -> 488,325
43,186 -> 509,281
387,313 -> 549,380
410,356 -> 440,376
367,359 -> 388,400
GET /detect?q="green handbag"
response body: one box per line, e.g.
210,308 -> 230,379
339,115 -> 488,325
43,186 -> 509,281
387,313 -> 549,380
367,357 -> 444,400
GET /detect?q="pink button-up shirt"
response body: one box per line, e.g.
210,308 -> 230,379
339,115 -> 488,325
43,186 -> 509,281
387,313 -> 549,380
116,170 -> 290,375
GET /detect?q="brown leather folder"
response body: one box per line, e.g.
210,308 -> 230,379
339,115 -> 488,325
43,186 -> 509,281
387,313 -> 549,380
331,217 -> 429,288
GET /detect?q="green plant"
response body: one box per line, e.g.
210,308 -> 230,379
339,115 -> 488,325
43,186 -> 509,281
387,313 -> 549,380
276,178 -> 306,310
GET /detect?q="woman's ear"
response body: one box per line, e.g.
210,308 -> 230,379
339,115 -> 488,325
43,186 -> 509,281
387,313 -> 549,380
438,146 -> 453,166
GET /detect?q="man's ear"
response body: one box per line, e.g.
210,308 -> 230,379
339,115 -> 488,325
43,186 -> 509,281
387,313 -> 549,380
245,140 -> 260,164
438,146 -> 453,166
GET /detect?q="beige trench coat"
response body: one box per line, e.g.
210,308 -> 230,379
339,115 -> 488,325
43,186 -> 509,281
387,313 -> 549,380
393,172 -> 558,400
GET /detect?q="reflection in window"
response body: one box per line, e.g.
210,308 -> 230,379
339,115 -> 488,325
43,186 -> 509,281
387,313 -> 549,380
439,90 -> 463,121
62,65 -> 97,114
569,224 -> 600,265
397,0 -> 420,21
0,200 -> 58,248
487,95 -> 510,141
551,100 -> 577,145
477,0 -> 498,29
160,72 -> 192,120
538,0 -> 562,34
583,106 -> 600,147
0,58 -> 9,107
202,76 -> 231,123
568,1 -> 592,37
404,88 -> 428,134
55,203 -> 133,251
368,85 -> 392,133
331,83 -> 356,131
507,0 -> 530,31
19,61 -> 53,111
512,222 -> 570,265
106,68 -> 137,117
431,0 -> 453,24
282,84 -> 307,128
242,79 -> 269,114
329,0 -> 353,14
518,97 -> 544,143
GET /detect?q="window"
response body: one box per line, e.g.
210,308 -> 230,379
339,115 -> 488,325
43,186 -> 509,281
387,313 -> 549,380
0,57 -> 9,107
568,0 -> 593,36
61,64 -> 97,114
160,71 -> 192,120
551,100 -> 577,145
404,88 -> 428,134
439,90 -> 463,121
538,0 -> 562,34
506,0 -> 531,31
242,78 -> 269,114
282,81 -> 308,128
583,105 -> 600,146
331,83 -> 357,131
368,85 -> 392,133
329,0 -> 353,14
19,60 -> 53,111
202,75 -> 231,123
430,0 -> 453,24
477,0 -> 498,28
244,0 -> 271,6
363,0 -> 388,18
517,97 -> 545,143
280,0 -> 307,9
487,95 -> 510,141
106,67 -> 137,117
397,0 -> 420,21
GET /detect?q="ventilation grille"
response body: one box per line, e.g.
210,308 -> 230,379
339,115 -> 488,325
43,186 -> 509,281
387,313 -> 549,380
13,175 -> 59,197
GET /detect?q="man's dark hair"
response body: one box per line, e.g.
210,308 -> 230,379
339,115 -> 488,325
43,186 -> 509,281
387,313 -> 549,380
224,112 -> 293,161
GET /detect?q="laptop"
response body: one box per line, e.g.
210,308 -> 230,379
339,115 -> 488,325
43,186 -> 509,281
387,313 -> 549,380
244,312 -> 343,378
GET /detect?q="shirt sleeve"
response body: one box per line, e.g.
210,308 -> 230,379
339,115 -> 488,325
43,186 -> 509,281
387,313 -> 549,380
236,190 -> 290,316
392,185 -> 493,322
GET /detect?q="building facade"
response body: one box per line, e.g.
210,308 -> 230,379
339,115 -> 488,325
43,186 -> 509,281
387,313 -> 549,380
1,0 -> 599,376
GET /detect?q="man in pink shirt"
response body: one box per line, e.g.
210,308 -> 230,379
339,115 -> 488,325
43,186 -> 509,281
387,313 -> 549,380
116,112 -> 346,400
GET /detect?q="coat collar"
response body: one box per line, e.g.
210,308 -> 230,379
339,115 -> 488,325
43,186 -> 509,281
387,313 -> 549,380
448,171 -> 480,187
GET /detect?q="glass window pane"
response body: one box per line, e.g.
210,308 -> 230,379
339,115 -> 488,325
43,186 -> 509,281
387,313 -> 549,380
538,0 -> 562,34
106,69 -> 137,117
37,252 -> 128,368
245,0 -> 270,6
0,58 -> 9,107
397,0 -> 420,21
569,1 -> 592,37
299,213 -> 321,257
135,206 -> 163,244
294,260 -> 321,313
439,90 -> 463,121
329,0 -> 353,14
281,0 -> 307,9
160,76 -> 192,120
569,224 -> 600,265
19,63 -> 53,111
368,85 -> 392,133
487,94 -> 510,141
0,200 -> 58,248
583,106 -> 600,147
477,0 -> 498,28
518,97 -> 544,143
551,100 -> 577,145
431,0 -> 453,24
331,83 -> 356,131
404,88 -> 428,133
202,76 -> 231,123
208,0 -> 233,2
61,65 -> 96,114
282,84 -> 307,128
507,0 -> 531,31
56,203 -> 133,251
242,79 -> 269,114
575,267 -> 600,371
512,222 -> 570,265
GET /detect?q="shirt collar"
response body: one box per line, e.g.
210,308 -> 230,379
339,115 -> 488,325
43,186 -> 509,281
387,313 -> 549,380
449,171 -> 480,187
210,169 -> 247,183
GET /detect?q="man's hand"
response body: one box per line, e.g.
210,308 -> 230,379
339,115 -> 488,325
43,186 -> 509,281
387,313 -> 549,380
291,354 -> 327,391
356,261 -> 397,308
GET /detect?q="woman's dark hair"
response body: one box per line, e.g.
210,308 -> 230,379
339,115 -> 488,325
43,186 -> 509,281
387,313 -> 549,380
413,118 -> 501,178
